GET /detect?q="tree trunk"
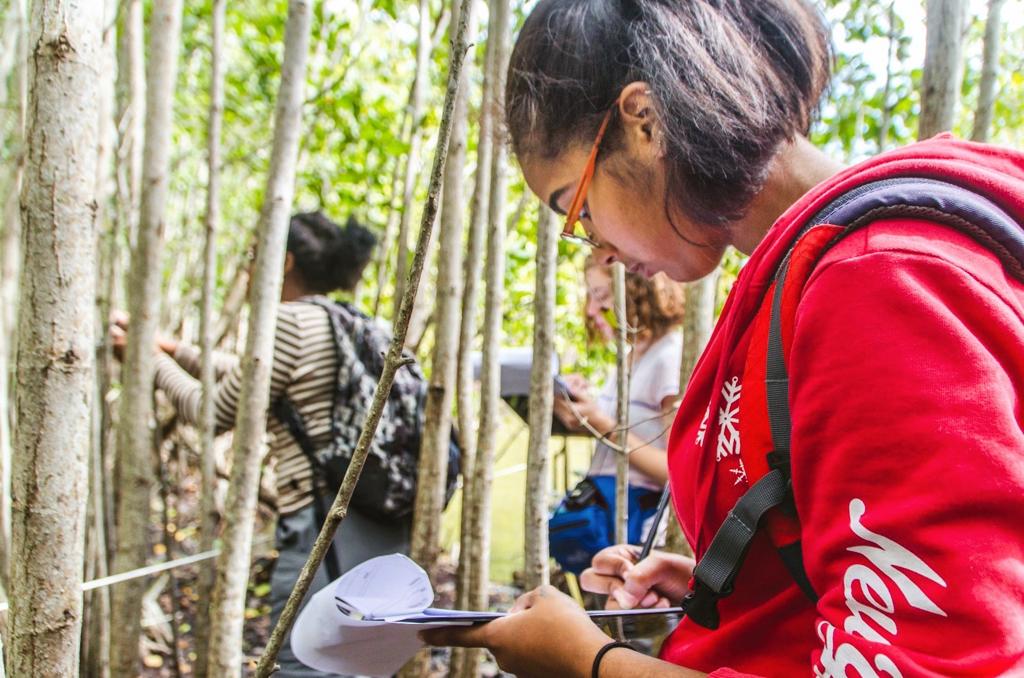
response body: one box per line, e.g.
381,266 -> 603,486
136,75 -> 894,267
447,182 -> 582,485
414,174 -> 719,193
214,259 -> 252,348
456,6 -> 503,678
877,1 -> 898,151
115,0 -> 146,255
408,0 -> 475,581
109,2 -> 183,674
204,2 -> 312,675
0,0 -> 29,600
679,272 -> 719,389
452,7 -> 493,672
971,0 -> 1006,143
253,5 -> 473,674
919,0 -> 968,139
400,6 -> 475,674
81,3 -> 118,674
665,272 -> 719,556
523,204 -> 557,590
612,263 -> 630,544
9,1 -> 103,674
462,0 -> 511,673
371,107 -> 410,319
193,1 -> 226,675
392,0 -> 433,318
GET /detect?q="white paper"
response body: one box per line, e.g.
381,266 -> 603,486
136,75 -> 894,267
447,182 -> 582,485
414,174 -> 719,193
291,554 -> 684,677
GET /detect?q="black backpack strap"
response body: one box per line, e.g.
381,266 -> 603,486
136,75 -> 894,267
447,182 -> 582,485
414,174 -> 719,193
682,178 -> 1024,630
681,469 -> 791,629
271,396 -> 341,582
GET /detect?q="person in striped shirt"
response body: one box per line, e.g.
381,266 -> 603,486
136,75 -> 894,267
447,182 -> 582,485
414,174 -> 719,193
123,211 -> 409,677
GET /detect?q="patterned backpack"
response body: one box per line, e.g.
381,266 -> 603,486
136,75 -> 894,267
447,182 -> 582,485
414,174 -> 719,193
273,298 -> 460,526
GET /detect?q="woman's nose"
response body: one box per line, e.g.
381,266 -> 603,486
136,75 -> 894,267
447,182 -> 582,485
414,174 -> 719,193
592,243 -> 617,267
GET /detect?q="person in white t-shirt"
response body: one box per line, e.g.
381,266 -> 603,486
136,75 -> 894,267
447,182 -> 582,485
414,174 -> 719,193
553,257 -> 687,501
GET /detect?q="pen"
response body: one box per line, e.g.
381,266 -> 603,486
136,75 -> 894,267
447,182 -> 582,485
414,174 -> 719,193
637,486 -> 671,562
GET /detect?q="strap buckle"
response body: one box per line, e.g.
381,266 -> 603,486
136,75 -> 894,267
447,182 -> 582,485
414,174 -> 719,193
681,580 -> 724,630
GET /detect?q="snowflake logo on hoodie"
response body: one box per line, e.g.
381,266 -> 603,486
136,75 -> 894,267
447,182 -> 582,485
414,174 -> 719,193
696,406 -> 710,447
716,377 -> 742,462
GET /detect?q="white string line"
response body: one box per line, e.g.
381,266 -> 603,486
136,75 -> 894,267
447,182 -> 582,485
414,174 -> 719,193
0,538 -> 273,614
493,463 -> 527,479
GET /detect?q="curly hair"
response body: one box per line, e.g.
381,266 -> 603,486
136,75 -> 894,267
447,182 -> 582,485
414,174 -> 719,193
584,258 -> 687,344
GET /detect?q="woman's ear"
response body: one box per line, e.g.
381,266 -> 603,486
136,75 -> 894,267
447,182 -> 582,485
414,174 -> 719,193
283,251 -> 296,275
617,81 -> 665,160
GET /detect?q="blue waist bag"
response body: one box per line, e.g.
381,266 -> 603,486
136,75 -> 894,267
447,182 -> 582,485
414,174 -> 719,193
548,475 -> 662,575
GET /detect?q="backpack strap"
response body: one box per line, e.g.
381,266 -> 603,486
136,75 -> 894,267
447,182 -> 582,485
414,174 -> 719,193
272,295 -> 356,583
681,178 -> 1024,630
271,396 -> 342,582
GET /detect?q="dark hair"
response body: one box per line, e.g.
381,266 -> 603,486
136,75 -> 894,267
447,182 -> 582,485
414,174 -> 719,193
506,0 -> 832,226
286,211 -> 377,294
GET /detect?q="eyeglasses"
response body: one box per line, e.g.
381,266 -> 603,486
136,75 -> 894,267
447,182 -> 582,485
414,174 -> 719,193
562,102 -> 618,248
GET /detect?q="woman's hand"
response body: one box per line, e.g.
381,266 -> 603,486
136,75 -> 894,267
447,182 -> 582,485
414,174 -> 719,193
580,545 -> 695,610
420,585 -> 610,678
552,374 -> 612,435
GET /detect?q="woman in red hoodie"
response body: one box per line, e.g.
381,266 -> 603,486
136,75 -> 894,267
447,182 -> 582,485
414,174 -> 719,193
424,0 -> 1024,676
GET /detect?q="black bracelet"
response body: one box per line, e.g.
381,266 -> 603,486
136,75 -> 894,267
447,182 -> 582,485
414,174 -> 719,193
591,640 -> 634,678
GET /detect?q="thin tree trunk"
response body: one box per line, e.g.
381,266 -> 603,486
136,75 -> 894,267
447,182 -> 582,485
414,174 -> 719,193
679,272 -> 719,389
393,0 -> 433,318
9,1 -> 103,674
205,3 -> 312,675
109,2 -> 183,674
400,4 -> 475,673
919,0 -> 968,139
106,0 -> 145,568
453,0 -> 493,614
666,272 -> 719,556
523,204 -> 557,590
369,0 -> 457,323
253,6 -> 473,674
82,3 -> 118,673
214,259 -> 252,348
408,0 -> 475,580
463,0 -> 511,674
877,1 -> 898,151
612,263 -> 630,544
193,1 -> 226,675
115,0 -> 145,255
0,0 -> 29,600
371,130 -> 408,318
971,0 -> 1006,143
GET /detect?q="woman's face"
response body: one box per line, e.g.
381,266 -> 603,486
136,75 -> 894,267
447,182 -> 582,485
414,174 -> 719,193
519,85 -> 733,282
522,145 -> 729,283
584,265 -> 615,343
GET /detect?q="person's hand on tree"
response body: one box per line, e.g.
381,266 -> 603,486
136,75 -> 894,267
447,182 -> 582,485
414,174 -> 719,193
107,309 -> 178,358
109,322 -> 128,362
580,545 -> 695,610
420,585 -> 611,678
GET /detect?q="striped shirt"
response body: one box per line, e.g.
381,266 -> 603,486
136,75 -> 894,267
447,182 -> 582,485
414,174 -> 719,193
154,297 -> 338,514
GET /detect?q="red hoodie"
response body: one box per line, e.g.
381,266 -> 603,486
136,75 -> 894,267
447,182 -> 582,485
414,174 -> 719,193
660,136 -> 1024,677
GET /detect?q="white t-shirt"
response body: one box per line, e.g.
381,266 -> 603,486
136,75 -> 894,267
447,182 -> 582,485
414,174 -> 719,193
589,331 -> 682,490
